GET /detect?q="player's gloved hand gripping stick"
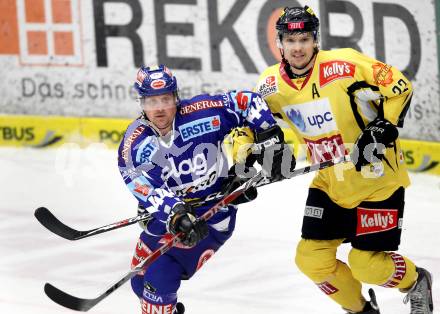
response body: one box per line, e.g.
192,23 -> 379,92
39,154 -> 350,312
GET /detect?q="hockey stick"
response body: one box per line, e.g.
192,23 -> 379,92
189,154 -> 350,206
35,155 -> 349,241
34,208 -> 153,241
43,155 -> 349,312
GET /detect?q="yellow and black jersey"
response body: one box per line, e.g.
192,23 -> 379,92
255,48 -> 412,208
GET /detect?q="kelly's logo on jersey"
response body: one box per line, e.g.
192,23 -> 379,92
356,207 -> 399,236
178,116 -> 221,141
319,60 -> 355,87
283,98 -> 337,136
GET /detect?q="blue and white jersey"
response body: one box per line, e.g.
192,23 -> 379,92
118,91 -> 276,236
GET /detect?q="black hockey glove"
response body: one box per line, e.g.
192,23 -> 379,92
137,204 -> 152,230
254,125 -> 296,181
220,163 -> 258,205
351,117 -> 398,172
167,203 -> 209,247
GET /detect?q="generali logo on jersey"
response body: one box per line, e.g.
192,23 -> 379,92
319,60 -> 355,87
0,0 -> 83,66
356,207 -> 399,236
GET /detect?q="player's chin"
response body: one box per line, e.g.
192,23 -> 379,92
157,120 -> 172,129
287,58 -> 304,67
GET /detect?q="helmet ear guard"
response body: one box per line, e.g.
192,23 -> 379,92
276,36 -> 283,49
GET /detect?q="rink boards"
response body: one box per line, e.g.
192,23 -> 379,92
0,114 -> 439,175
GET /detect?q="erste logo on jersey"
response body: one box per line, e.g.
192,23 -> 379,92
178,115 -> 221,141
319,60 -> 355,87
356,207 -> 399,236
256,75 -> 278,97
136,136 -> 158,163
283,98 -> 337,136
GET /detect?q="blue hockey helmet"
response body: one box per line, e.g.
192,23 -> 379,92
134,65 -> 178,97
276,6 -> 320,41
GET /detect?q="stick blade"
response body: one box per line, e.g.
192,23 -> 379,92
35,207 -> 82,240
44,283 -> 97,312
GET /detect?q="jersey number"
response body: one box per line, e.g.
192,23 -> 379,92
392,79 -> 408,95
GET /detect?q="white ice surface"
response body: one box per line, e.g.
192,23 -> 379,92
0,146 -> 439,314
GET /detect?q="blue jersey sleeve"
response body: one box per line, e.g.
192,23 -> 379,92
222,91 -> 277,132
118,121 -> 183,225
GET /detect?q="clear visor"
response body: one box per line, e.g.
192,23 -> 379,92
138,93 -> 177,111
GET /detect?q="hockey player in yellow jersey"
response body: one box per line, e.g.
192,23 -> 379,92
254,6 -> 434,314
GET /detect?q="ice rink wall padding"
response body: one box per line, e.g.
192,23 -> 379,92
0,114 -> 439,176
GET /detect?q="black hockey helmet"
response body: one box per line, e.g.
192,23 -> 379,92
276,6 -> 320,40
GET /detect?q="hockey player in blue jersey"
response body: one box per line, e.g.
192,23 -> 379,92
117,65 -> 295,314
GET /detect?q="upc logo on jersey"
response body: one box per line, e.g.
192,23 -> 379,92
1,0 -> 83,65
286,109 -> 306,132
256,75 -> 278,98
283,98 -> 337,136
356,207 -> 399,236
304,134 -> 347,163
178,115 -> 221,141
319,60 -> 355,87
